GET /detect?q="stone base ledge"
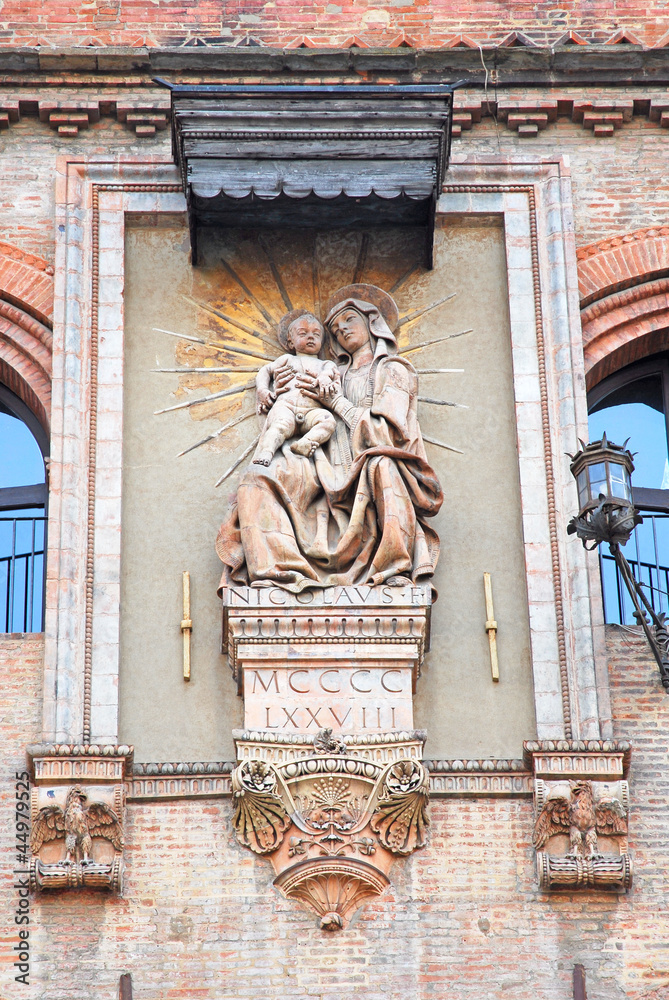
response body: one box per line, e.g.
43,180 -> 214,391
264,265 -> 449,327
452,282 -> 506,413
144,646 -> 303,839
233,728 -> 426,765
523,739 -> 631,779
125,753 -> 538,799
27,743 -> 134,783
537,851 -> 633,891
30,857 -> 123,893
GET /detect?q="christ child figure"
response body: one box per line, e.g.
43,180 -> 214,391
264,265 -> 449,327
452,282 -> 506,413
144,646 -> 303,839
252,310 -> 338,467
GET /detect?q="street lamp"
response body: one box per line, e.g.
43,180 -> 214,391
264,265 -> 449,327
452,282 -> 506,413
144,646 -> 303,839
568,433 -> 669,690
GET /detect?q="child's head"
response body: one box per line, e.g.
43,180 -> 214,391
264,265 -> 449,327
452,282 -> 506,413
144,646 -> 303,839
280,311 -> 324,355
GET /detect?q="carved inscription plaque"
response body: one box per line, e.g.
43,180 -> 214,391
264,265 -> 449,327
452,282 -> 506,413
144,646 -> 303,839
243,665 -> 414,733
222,584 -> 432,699
223,584 -> 432,608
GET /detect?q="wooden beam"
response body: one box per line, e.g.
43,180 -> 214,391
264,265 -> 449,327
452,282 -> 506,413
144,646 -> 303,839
119,973 -> 133,1000
573,965 -> 587,1000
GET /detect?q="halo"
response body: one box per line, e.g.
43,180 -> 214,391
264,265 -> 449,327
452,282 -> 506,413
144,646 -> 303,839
277,308 -> 321,352
324,284 -> 400,334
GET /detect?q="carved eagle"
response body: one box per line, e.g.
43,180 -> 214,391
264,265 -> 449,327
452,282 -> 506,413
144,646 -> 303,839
532,780 -> 627,857
30,785 -> 123,863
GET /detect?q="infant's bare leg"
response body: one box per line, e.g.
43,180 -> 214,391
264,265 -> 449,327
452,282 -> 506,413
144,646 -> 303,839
290,410 -> 337,457
252,406 -> 297,466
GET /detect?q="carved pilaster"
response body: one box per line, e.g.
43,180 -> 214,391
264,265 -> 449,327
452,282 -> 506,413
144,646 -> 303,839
524,741 -> 633,892
27,744 -> 133,893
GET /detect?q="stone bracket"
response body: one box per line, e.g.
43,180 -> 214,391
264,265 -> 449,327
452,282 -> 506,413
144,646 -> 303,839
524,740 -> 632,893
27,744 -> 133,894
39,101 -> 101,136
230,731 -> 429,929
451,95 -> 654,139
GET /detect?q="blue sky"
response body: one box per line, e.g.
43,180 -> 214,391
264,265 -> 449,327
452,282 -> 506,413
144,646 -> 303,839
588,400 -> 669,490
0,412 -> 45,488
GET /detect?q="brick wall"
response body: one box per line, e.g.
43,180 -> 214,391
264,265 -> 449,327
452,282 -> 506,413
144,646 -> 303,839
1,628 -> 667,999
0,117 -> 159,263
454,114 -> 669,249
1,98 -> 668,264
0,635 -> 43,996
0,1 -> 665,49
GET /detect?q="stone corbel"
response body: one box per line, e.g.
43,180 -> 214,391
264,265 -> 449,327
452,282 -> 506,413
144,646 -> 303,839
572,101 -> 633,137
27,744 -> 133,893
116,103 -> 170,137
0,102 -> 19,132
230,731 -> 429,930
38,102 -> 101,137
524,741 -> 633,892
497,100 -> 558,137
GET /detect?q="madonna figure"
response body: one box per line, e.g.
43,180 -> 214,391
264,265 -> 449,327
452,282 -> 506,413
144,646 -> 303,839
217,283 -> 444,592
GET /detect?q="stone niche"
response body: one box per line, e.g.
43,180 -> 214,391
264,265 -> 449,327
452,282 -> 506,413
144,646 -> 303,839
117,214 -> 538,926
119,220 -> 536,764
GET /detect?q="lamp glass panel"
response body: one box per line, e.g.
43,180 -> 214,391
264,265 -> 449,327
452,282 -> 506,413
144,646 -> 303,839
577,469 -> 589,508
609,466 -> 631,500
588,461 -> 608,499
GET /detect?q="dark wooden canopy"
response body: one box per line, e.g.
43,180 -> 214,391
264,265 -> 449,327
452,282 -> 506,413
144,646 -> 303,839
158,82 -> 460,266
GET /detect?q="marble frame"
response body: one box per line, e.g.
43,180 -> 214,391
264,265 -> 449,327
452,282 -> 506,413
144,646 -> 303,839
42,155 -> 608,747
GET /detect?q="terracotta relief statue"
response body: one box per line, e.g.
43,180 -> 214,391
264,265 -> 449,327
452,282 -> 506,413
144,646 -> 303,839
217,283 -> 444,593
252,310 -> 339,466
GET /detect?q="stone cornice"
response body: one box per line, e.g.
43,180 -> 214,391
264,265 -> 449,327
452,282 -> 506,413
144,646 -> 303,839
0,45 -> 668,86
126,756 -> 533,799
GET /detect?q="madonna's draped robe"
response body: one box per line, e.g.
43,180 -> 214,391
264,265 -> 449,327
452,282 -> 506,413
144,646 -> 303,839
217,354 -> 443,593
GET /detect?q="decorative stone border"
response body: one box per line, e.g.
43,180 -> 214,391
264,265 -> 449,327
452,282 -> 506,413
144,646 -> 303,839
45,160 -> 184,745
45,156 -> 608,753
442,161 -> 606,741
27,742 -> 134,783
126,757 -> 532,800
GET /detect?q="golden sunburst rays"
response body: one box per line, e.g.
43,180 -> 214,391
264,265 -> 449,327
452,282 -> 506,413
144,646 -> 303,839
153,231 -> 471,485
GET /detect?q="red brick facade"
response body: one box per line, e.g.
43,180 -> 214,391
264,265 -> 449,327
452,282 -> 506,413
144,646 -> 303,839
0,6 -> 668,991
0,1 -> 665,49
1,630 -> 666,998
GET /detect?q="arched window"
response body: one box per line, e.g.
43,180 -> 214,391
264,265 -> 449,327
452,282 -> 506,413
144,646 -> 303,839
0,384 -> 48,633
588,352 -> 669,625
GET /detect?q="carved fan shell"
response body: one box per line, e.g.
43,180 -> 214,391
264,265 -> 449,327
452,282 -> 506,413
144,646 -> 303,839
231,761 -> 291,855
370,760 -> 430,855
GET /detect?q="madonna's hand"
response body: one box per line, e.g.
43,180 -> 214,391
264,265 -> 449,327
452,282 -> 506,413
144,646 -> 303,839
296,371 -> 343,410
272,360 -> 294,395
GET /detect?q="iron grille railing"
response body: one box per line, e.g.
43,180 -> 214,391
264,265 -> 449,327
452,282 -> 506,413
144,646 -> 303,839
0,516 -> 46,633
599,510 -> 669,625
